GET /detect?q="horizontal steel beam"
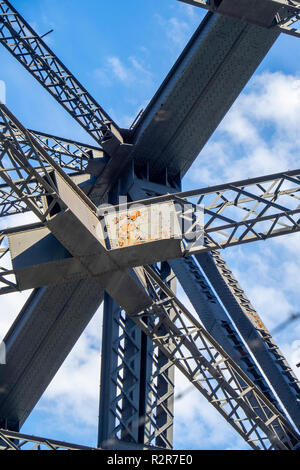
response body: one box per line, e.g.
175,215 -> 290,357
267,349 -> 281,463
103,169 -> 300,255
3,167 -> 300,293
0,428 -> 98,450
178,0 -> 300,38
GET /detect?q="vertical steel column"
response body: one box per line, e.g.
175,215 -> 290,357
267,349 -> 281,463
153,263 -> 175,448
144,263 -> 174,449
98,177 -> 175,449
98,293 -> 121,448
98,293 -> 151,448
97,173 -> 153,448
127,178 -> 177,448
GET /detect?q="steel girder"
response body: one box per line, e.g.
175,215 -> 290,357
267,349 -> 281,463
0,429 -> 98,450
178,0 -> 300,38
111,171 -> 300,255
0,282 -> 105,431
169,255 -> 300,431
168,257 -> 282,408
0,0 -> 298,451
16,129 -> 103,174
98,185 -> 174,450
128,266 -> 300,450
0,103 -> 170,446
0,0 -> 123,150
98,293 -> 153,449
0,103 -> 299,449
130,13 -> 279,180
98,291 -> 174,450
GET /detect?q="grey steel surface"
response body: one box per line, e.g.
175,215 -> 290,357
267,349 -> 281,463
178,1 -> 300,38
98,293 -> 155,448
130,13 -> 279,180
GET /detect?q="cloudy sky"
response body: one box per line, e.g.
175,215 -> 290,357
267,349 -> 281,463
0,0 -> 300,450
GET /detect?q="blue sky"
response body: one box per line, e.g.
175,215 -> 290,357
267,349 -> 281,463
0,0 -> 300,450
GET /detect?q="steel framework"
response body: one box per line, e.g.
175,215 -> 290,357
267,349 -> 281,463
0,0 -> 299,451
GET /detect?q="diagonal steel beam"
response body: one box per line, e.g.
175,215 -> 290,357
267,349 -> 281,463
195,250 -> 300,430
168,256 -> 285,412
177,0 -> 300,38
0,0 -> 123,150
129,265 -> 300,450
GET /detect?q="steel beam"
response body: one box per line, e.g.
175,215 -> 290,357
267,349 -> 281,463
129,266 -> 300,450
98,293 -> 155,449
0,0 -> 123,150
0,428 -> 98,450
98,185 -> 175,450
177,0 -> 300,38
196,250 -> 300,430
3,167 -> 300,294
130,12 -> 279,181
168,256 -> 284,412
0,281 -> 105,430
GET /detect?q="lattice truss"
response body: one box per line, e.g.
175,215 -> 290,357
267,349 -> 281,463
0,0 -> 122,147
0,429 -> 97,450
130,266 -> 300,450
110,169 -> 300,254
100,301 -> 174,450
0,0 -> 299,453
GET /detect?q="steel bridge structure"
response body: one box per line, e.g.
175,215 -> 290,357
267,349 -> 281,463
0,0 -> 300,451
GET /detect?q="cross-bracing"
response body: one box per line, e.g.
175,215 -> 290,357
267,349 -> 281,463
0,0 -> 299,451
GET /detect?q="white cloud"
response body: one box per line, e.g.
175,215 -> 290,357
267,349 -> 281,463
107,56 -> 132,83
0,80 -> 6,103
34,306 -> 102,437
155,14 -> 192,54
94,55 -> 153,89
187,71 -> 300,187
